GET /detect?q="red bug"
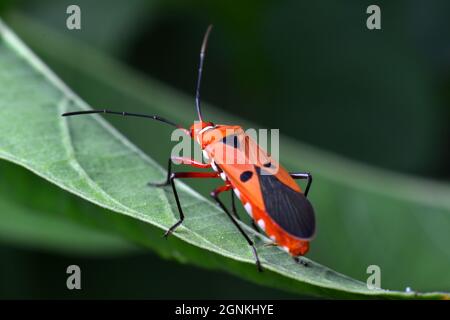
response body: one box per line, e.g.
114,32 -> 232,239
62,25 -> 316,271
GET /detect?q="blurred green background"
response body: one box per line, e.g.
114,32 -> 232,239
0,0 -> 449,298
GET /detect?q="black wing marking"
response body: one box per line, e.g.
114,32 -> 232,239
255,167 -> 315,239
222,134 -> 240,149
240,171 -> 253,182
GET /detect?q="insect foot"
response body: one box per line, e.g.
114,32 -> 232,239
147,180 -> 170,187
163,220 -> 183,239
293,256 -> 309,267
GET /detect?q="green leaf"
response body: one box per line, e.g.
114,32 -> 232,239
0,185 -> 137,256
0,159 -> 139,256
0,17 -> 448,299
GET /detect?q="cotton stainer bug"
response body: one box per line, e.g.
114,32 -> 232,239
62,25 -> 316,271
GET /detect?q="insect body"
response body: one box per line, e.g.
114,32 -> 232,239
195,124 -> 315,257
62,25 -> 316,271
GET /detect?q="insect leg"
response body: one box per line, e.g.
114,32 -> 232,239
171,156 -> 211,168
148,158 -> 219,237
162,171 -> 220,238
289,172 -> 313,197
293,256 -> 309,267
164,173 -> 183,237
148,158 -> 173,187
211,185 -> 263,272
149,157 -> 211,187
230,191 -> 241,220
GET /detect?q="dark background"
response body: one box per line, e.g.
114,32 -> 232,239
0,0 -> 449,298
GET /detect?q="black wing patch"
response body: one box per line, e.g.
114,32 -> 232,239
263,162 -> 272,168
240,171 -> 253,182
222,135 -> 240,149
255,167 -> 315,239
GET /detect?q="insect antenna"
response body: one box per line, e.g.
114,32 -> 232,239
62,109 -> 188,133
195,24 -> 213,122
